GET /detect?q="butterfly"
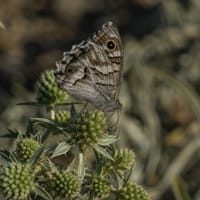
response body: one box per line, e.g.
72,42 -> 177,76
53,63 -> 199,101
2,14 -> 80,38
54,21 -> 123,112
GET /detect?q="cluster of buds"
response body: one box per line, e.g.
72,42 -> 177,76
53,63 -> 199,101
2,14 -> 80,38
16,138 -> 41,162
65,110 -> 107,147
48,170 -> 81,199
36,70 -> 68,106
2,163 -> 35,200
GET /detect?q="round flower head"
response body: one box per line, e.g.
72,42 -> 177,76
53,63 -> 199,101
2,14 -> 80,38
49,170 -> 81,199
66,110 -> 107,148
16,138 -> 41,162
105,149 -> 135,175
2,163 -> 35,200
92,176 -> 111,199
118,183 -> 151,200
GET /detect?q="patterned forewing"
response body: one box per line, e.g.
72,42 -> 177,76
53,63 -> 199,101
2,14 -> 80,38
57,54 -> 106,106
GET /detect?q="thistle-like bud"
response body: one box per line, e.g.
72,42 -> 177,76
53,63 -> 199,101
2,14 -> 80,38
118,183 -> 151,200
105,149 -> 135,175
66,110 -> 107,147
55,110 -> 71,124
49,170 -> 81,199
92,176 -> 111,199
36,70 -> 68,105
16,138 -> 41,162
1,163 -> 35,200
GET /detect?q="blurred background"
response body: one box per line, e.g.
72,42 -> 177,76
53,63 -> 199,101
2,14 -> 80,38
0,0 -> 200,200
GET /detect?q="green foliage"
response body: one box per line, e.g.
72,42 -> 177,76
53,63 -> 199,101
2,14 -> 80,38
0,70 -> 152,200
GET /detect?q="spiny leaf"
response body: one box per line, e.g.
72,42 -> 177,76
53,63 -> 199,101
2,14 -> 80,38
0,150 -> 13,162
31,117 -> 64,130
17,101 -> 82,106
70,103 -> 77,118
28,146 -> 46,166
78,153 -> 86,181
94,145 -> 114,161
34,185 -> 53,200
51,142 -> 71,158
0,150 -> 18,163
0,129 -> 20,139
98,135 -> 118,146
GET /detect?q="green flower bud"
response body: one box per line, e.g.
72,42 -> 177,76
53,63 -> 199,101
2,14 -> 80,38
36,70 -> 68,105
1,163 -> 35,200
49,170 -> 81,199
16,138 -> 41,162
66,110 -> 107,147
92,176 -> 111,199
118,183 -> 151,200
105,149 -> 135,175
55,110 -> 70,124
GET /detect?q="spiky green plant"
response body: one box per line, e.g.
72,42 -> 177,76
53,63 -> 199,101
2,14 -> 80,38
0,69 -> 152,200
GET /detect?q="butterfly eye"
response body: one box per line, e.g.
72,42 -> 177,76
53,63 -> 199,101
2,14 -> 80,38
106,40 -> 116,50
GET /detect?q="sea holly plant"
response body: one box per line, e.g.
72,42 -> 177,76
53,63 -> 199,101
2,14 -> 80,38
0,70 -> 152,200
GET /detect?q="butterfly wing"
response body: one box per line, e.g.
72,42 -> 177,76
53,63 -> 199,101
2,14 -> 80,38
55,53 -> 106,107
55,22 -> 123,112
88,22 -> 123,103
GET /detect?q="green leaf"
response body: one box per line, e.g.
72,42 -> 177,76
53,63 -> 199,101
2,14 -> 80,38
78,153 -> 86,181
25,119 -> 38,138
56,102 -> 82,106
17,101 -> 82,106
51,142 -> 71,158
0,150 -> 13,162
28,146 -> 46,166
31,117 -> 64,130
0,129 -> 20,139
0,150 -> 18,163
31,117 -> 56,124
70,103 -> 77,117
94,145 -> 114,161
48,159 -> 58,173
34,185 -> 53,200
98,135 -> 118,146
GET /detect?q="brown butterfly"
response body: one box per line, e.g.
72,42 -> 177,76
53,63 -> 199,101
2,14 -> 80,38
54,21 -> 123,112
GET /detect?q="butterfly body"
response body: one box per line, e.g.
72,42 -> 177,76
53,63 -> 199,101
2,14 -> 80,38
55,21 -> 123,112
